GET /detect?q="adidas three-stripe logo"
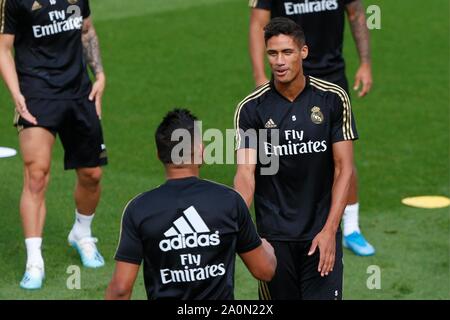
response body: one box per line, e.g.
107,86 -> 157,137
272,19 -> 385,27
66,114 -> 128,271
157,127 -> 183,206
159,206 -> 221,252
264,118 -> 277,129
164,206 -> 210,237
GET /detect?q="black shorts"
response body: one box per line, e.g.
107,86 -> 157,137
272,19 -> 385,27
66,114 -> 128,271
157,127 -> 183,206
14,96 -> 108,170
259,233 -> 343,300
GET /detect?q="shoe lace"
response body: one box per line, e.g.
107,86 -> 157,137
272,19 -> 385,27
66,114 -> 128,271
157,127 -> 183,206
349,232 -> 368,247
25,264 -> 44,276
78,237 -> 99,259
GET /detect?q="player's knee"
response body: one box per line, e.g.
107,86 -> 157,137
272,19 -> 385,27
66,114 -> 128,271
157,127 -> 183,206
78,167 -> 102,187
25,166 -> 50,194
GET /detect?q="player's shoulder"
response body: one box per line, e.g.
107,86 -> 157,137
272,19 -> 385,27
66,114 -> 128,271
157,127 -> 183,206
235,81 -> 272,114
309,76 -> 350,103
3,0 -> 21,9
123,185 -> 166,211
12,0 -> 31,7
199,178 -> 234,193
199,179 -> 242,201
4,0 -> 46,13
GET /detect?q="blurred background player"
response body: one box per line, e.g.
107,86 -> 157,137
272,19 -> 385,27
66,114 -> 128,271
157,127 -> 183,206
0,0 -> 107,289
106,109 -> 276,300
248,0 -> 375,256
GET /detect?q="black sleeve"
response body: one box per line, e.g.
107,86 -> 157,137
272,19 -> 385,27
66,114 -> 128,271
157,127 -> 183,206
1,0 -> 20,35
249,0 -> 272,10
235,102 -> 258,150
331,92 -> 358,143
82,0 -> 91,18
235,193 -> 262,254
114,201 -> 144,265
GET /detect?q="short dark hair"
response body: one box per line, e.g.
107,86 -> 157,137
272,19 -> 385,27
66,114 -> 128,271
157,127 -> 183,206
155,108 -> 199,164
264,17 -> 305,47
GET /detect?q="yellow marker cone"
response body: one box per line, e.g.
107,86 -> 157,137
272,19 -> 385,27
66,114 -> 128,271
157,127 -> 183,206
402,196 -> 450,209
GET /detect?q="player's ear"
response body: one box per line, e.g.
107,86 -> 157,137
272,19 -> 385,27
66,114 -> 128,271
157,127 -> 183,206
301,44 -> 308,60
191,142 -> 203,166
197,143 -> 205,165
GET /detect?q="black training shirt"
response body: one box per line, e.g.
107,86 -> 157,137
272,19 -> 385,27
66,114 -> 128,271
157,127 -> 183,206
1,0 -> 92,99
235,76 -> 357,241
115,177 -> 262,300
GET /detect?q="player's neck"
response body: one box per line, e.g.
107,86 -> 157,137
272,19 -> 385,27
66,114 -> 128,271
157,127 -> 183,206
274,74 -> 306,102
165,165 -> 200,181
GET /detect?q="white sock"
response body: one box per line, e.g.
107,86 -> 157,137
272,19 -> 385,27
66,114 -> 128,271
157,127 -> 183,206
343,203 -> 361,236
25,237 -> 43,267
71,210 -> 94,240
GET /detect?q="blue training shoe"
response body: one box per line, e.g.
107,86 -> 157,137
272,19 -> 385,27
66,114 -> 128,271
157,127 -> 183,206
20,264 -> 45,290
68,234 -> 105,268
343,231 -> 375,256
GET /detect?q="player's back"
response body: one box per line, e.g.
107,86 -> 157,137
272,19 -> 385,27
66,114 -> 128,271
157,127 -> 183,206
115,176 -> 258,300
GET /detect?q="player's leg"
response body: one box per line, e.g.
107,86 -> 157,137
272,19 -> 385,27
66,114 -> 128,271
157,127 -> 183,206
71,166 -> 102,242
299,234 -> 344,300
260,241 -> 302,300
339,75 -> 375,256
342,168 -> 374,256
61,97 -> 107,268
18,127 -> 55,289
74,167 -> 102,217
67,166 -> 105,268
344,166 -> 360,236
321,72 -> 375,256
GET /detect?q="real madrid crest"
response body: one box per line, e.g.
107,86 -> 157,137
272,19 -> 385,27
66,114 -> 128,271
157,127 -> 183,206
311,106 -> 324,124
68,0 -> 78,4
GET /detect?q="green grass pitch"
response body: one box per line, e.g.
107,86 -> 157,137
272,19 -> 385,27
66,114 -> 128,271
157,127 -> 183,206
0,0 -> 448,299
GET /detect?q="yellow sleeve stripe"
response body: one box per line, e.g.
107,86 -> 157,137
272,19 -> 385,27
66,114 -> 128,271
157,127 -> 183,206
249,0 -> 259,8
0,0 -> 6,34
233,82 -> 271,150
113,192 -> 145,258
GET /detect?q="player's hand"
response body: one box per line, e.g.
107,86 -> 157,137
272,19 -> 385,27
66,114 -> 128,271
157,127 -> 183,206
14,93 -> 37,125
308,229 -> 336,277
89,72 -> 106,119
353,62 -> 372,98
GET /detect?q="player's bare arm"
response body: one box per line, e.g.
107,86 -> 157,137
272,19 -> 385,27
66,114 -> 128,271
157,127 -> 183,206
346,0 -> 373,97
82,17 -> 105,117
249,8 -> 271,87
105,261 -> 140,300
308,140 -> 354,277
234,148 -> 257,208
0,34 -> 37,125
239,238 -> 277,282
82,17 -> 104,75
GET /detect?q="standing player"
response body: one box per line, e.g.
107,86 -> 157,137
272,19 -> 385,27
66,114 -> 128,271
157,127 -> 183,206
234,18 -> 355,299
248,0 -> 375,256
0,0 -> 107,289
106,109 -> 276,300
